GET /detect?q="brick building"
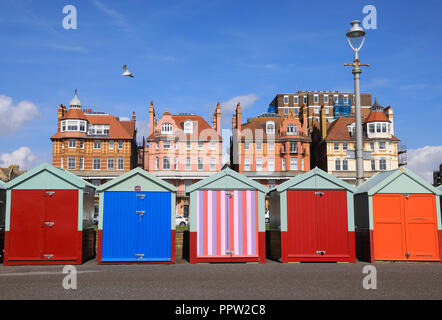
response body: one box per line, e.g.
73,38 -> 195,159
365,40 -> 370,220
269,91 -> 372,129
144,101 -> 223,216
230,102 -> 311,189
312,97 -> 400,185
51,90 -> 138,187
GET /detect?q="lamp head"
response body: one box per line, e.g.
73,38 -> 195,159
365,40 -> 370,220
346,20 -> 366,52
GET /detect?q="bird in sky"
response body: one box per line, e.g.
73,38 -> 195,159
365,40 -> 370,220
121,65 -> 134,78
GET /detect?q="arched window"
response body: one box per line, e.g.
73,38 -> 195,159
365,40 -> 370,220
266,121 -> 275,134
335,158 -> 341,171
161,123 -> 173,134
184,120 -> 193,134
287,124 -> 298,135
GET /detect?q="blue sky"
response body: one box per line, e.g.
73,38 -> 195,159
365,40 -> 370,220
0,0 -> 441,180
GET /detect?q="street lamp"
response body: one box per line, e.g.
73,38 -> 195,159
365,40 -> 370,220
345,20 -> 369,186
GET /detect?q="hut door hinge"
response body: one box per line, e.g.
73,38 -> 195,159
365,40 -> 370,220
135,254 -> 144,261
43,254 -> 54,259
225,250 -> 234,256
316,250 -> 326,255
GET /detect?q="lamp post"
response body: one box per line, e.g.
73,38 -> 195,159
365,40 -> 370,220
345,20 -> 369,186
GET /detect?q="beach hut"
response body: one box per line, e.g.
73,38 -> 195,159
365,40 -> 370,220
97,168 -> 177,264
267,167 -> 356,262
186,168 -> 268,263
0,181 -> 5,263
3,163 -> 96,266
354,168 -> 442,263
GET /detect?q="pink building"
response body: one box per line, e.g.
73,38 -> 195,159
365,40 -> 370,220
144,101 -> 223,216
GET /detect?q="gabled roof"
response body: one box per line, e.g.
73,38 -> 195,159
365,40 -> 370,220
356,167 -> 441,196
4,163 -> 95,190
52,113 -> 136,140
148,114 -> 221,141
62,108 -> 87,120
275,167 -> 356,193
365,111 -> 390,123
186,168 -> 268,194
324,116 -> 399,142
96,167 -> 177,192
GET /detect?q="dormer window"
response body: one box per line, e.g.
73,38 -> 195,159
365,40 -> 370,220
88,124 -> 110,136
184,120 -> 193,134
61,120 -> 87,132
287,124 -> 298,135
161,123 -> 173,134
266,121 -> 275,134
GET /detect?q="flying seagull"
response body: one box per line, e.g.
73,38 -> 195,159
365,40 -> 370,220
121,65 -> 134,78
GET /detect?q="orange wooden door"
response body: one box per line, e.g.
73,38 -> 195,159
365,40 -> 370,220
403,194 -> 439,261
373,194 -> 407,260
373,194 -> 439,261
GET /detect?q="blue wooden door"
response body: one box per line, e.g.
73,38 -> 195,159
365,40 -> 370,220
102,192 -> 171,262
137,192 -> 171,261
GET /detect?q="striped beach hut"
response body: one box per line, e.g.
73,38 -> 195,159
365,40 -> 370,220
186,168 -> 268,263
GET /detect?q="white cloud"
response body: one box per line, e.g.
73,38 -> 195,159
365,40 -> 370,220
220,93 -> 259,125
0,147 -> 37,170
407,146 -> 442,183
0,95 -> 40,135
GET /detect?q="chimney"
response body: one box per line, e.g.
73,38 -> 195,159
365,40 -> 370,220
300,105 -> 308,133
57,104 -> 64,132
132,111 -> 136,122
232,114 -> 236,130
235,102 -> 241,133
216,102 -> 221,135
320,105 -> 327,140
148,101 -> 155,135
385,106 -> 394,135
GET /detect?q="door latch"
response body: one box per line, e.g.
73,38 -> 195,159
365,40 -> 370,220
316,250 -> 326,255
135,254 -> 144,260
43,254 -> 54,259
46,191 -> 55,197
406,252 -> 411,258
402,193 -> 410,199
225,192 -> 233,198
315,192 -> 324,197
44,222 -> 55,228
136,194 -> 145,200
225,250 -> 234,256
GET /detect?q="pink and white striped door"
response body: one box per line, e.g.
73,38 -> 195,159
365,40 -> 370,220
196,190 -> 259,258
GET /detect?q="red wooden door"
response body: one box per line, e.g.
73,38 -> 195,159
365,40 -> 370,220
43,190 -> 79,261
287,190 -> 349,258
316,190 -> 349,258
8,190 -> 46,261
287,190 -> 318,257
